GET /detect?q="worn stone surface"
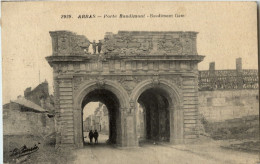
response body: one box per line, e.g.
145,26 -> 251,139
199,90 -> 259,122
3,102 -> 53,136
46,30 -> 204,148
50,31 -> 91,56
3,81 -> 55,136
103,31 -> 198,55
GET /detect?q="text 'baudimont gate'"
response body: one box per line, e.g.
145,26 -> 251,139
46,31 -> 204,148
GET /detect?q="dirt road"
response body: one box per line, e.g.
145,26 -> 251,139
73,135 -> 259,164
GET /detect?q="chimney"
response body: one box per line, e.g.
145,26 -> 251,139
209,62 -> 215,72
209,62 -> 215,78
236,58 -> 243,89
236,58 -> 242,73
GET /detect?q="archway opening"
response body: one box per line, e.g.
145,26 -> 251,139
137,87 -> 170,143
81,89 -> 120,145
82,102 -> 109,144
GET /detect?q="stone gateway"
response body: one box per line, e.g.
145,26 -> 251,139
46,31 -> 204,148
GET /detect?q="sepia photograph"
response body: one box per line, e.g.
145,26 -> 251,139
1,1 -> 259,164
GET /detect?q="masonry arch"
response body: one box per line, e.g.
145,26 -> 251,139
131,79 -> 183,144
74,80 -> 129,147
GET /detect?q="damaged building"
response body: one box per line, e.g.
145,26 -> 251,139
3,81 -> 55,137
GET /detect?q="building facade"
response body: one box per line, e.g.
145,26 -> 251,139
83,103 -> 109,133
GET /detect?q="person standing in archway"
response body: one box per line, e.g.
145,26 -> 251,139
97,40 -> 102,54
90,40 -> 97,54
94,130 -> 99,144
89,130 -> 94,144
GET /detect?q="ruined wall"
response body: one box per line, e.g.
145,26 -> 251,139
103,31 -> 198,55
49,30 -> 198,56
50,31 -> 90,56
24,81 -> 49,106
3,102 -> 54,136
199,89 -> 259,122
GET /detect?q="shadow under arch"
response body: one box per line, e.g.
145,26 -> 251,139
130,79 -> 184,144
73,80 -> 129,147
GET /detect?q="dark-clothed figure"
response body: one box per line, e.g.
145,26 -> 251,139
90,40 -> 97,54
93,130 -> 99,144
97,40 -> 102,54
89,130 -> 94,143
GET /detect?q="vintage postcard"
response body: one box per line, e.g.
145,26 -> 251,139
1,1 -> 259,164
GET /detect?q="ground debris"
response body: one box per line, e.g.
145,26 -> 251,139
221,140 -> 260,153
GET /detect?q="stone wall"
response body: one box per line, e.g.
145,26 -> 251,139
199,89 -> 259,122
3,102 -> 54,136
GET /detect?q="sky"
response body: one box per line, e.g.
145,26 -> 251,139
83,102 -> 99,120
2,1 -> 258,104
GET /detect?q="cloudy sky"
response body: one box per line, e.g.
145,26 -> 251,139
2,2 -> 258,105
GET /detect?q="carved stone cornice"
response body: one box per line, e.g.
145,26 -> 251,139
46,55 -> 205,67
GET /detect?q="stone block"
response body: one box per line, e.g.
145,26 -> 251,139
183,100 -> 198,105
184,120 -> 197,124
120,61 -> 126,71
183,80 -> 195,86
59,87 -> 72,92
137,62 -> 142,70
60,99 -> 73,104
60,95 -> 73,100
183,104 -> 198,109
184,124 -> 197,128
183,93 -> 196,97
61,116 -> 74,121
184,115 -> 197,120
184,134 -> 197,139
60,91 -> 73,96
59,83 -> 72,88
184,112 -> 198,116
115,61 -> 121,70
60,104 -> 73,108
60,112 -> 74,117
61,138 -> 74,144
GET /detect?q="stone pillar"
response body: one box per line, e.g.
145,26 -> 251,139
172,106 -> 184,144
58,75 -> 75,146
74,108 -> 83,147
118,107 -> 126,146
126,113 -> 138,147
141,109 -> 146,140
53,75 -> 62,148
120,107 -> 138,147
